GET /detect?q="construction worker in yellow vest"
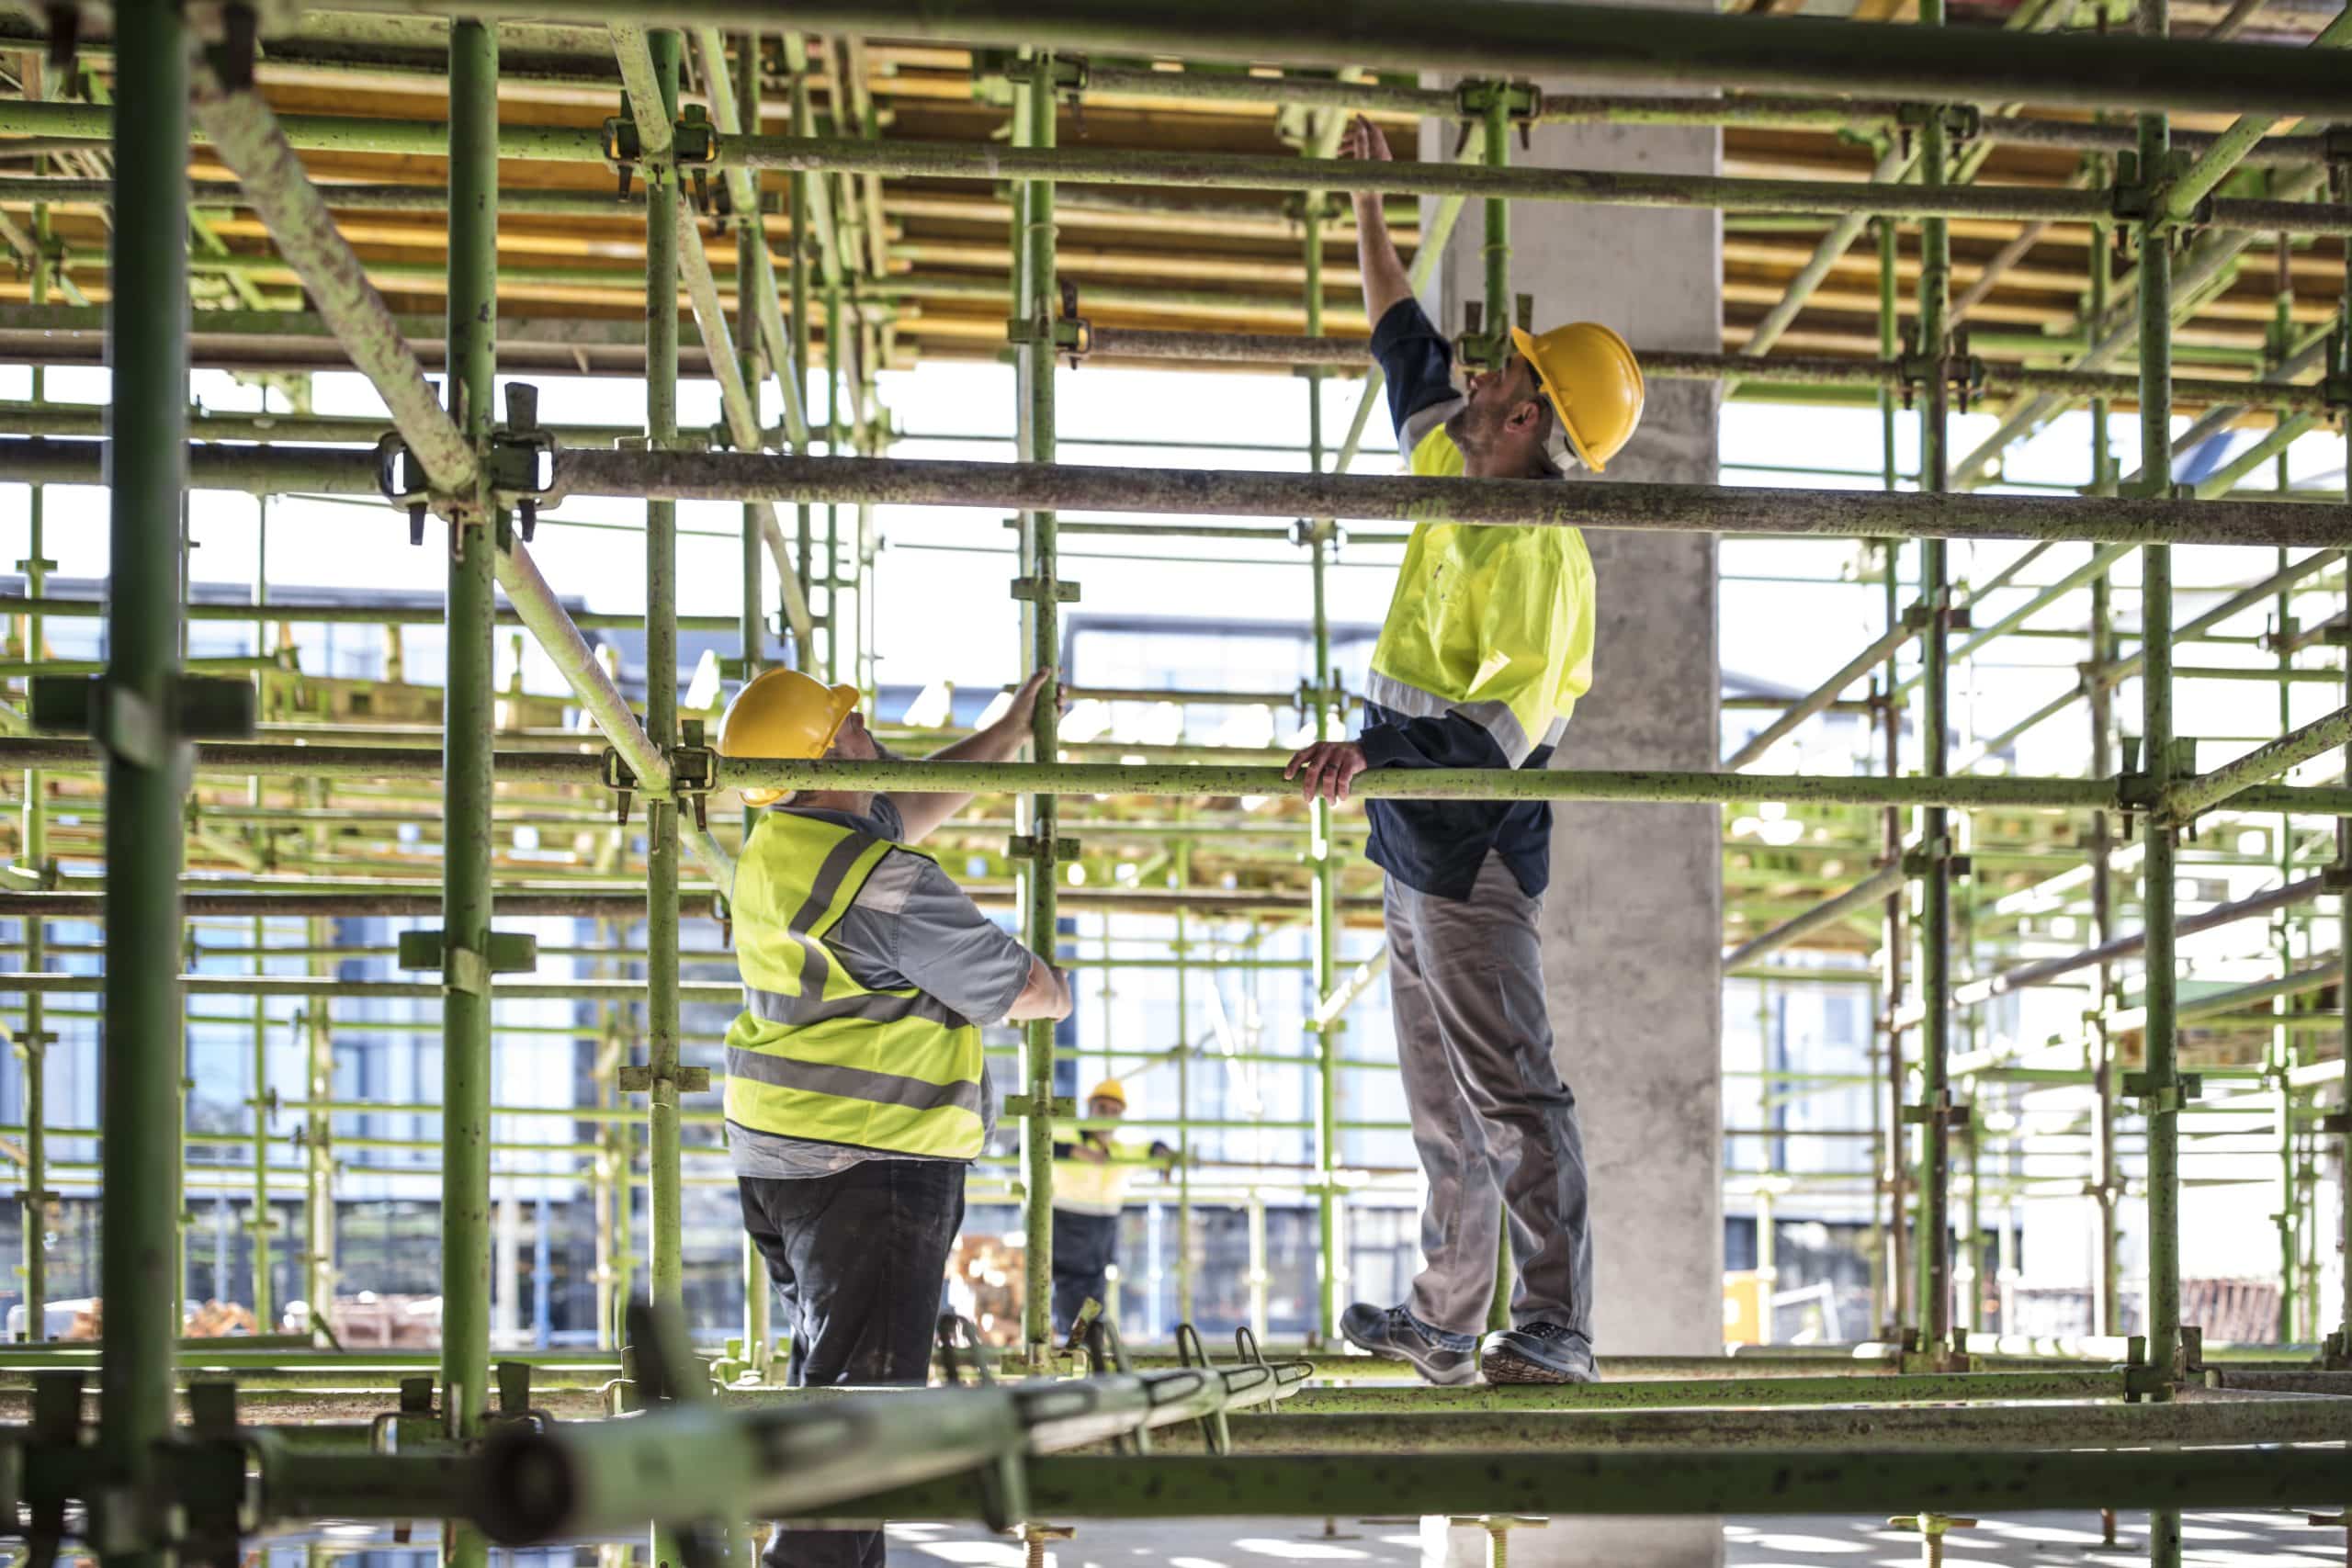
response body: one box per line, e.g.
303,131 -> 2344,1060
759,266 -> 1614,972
1285,115 -> 1644,1387
1048,1078 -> 1175,1335
718,665 -> 1072,1568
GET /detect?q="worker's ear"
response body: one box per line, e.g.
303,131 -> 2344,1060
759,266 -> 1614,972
1505,398 -> 1545,434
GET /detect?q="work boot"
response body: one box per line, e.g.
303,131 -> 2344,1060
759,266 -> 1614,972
1479,1321 -> 1600,1384
1339,1302 -> 1478,1386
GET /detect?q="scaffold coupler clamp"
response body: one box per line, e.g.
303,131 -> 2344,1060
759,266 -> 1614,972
490,381 -> 559,545
601,747 -> 638,827
2322,333 -> 2352,433
1010,827 -> 1083,865
673,103 -> 720,211
1008,280 -> 1093,369
2122,1067 -> 2200,1115
673,718 -> 718,831
27,664 -> 256,789
187,0 -> 277,92
1452,78 -> 1541,154
1292,516 -> 1346,553
2112,147 -> 2206,243
603,97 -> 643,200
375,429 -> 491,558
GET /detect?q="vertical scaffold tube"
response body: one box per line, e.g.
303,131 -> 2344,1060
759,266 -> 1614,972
442,18 -> 499,1470
20,226 -> 48,1338
2338,150 -> 2352,1360
2086,177 -> 2122,1338
1304,190 -> 1344,1341
2135,3 -> 2184,1558
1913,28 -> 1956,1351
96,1 -> 186,1560
1874,213 -> 1909,1340
644,31 -> 686,1348
1017,53 -> 1062,1360
303,910 -> 334,1322
734,35 -> 772,1379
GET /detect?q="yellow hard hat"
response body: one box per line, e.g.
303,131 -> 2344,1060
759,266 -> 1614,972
718,668 -> 861,808
1089,1079 -> 1128,1111
1510,321 -> 1645,474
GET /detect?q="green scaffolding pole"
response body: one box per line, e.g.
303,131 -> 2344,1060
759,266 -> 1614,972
441,27 -> 500,1529
17,196 -> 49,1343
639,31 -> 688,1388
2336,153 -> 2352,1364
95,1 -> 187,1562
2133,4 -> 2187,1560
1014,51 -> 1062,1362
1302,167 -> 1342,1343
1913,16 -> 1957,1351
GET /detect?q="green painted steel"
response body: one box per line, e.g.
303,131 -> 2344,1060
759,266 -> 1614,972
1129,1394 -> 2352,1450
730,134 -> 2352,231
2161,5 -> 2352,223
796,1444 -> 2352,1521
2135,11 -> 2189,1561
440,17 -> 500,1462
639,28 -> 688,1345
2159,704 -> 2352,821
356,0 -> 2352,118
1014,56 -> 1063,1360
94,3 -> 187,1562
540,448 -> 2352,548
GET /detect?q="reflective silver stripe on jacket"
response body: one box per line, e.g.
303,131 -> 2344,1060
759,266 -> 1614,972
741,981 -> 969,1030
744,823 -> 973,1029
1362,671 -> 1568,770
726,1046 -> 985,1117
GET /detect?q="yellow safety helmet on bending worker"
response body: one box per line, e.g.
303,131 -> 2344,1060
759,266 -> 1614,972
1089,1079 -> 1128,1111
1510,321 -> 1645,474
718,668 -> 862,808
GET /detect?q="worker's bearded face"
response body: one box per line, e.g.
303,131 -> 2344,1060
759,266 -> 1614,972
1446,354 -> 1547,469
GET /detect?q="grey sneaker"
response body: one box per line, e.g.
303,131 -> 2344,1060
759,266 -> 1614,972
1480,1321 -> 1599,1384
1339,1302 -> 1479,1386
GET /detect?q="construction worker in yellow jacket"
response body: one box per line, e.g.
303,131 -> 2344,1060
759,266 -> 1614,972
1286,115 -> 1644,1387
718,665 -> 1072,1568
1048,1078 -> 1175,1334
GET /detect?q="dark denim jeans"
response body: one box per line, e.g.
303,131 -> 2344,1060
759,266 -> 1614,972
741,1159 -> 966,1568
1049,1208 -> 1118,1338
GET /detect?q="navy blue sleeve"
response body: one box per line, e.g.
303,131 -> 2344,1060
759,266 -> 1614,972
1358,712 -> 1513,772
1370,297 -> 1459,439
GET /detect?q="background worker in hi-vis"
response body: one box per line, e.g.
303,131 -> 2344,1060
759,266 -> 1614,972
718,665 -> 1072,1568
1285,114 -> 1645,1388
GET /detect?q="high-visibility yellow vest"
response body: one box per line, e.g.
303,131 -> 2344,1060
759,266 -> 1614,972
1052,1148 -> 1135,1217
723,811 -> 988,1160
1364,423 -> 1598,766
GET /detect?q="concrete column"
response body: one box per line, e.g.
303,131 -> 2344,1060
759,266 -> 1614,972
1421,39 -> 1724,1568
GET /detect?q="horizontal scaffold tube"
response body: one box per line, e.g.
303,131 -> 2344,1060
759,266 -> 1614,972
10,440 -> 2348,548
3,739 -> 2350,817
785,1445 -> 2352,1521
476,1359 -> 1311,1543
319,0 -> 2352,118
1086,333 -> 2341,414
1124,1396 -> 2352,1451
729,136 -> 2352,233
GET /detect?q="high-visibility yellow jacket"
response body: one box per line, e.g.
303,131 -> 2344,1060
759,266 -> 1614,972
723,811 -> 988,1160
1364,424 -> 1598,767
1052,1145 -> 1134,1217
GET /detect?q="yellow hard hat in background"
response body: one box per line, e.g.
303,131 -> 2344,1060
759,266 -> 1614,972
1089,1079 -> 1128,1111
1510,321 -> 1645,474
718,668 -> 862,808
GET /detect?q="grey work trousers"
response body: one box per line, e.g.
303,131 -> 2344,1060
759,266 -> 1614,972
1387,851 -> 1594,1341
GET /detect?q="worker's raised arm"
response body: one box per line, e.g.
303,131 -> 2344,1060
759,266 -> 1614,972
1343,115 -> 1412,327
888,666 -> 1055,844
